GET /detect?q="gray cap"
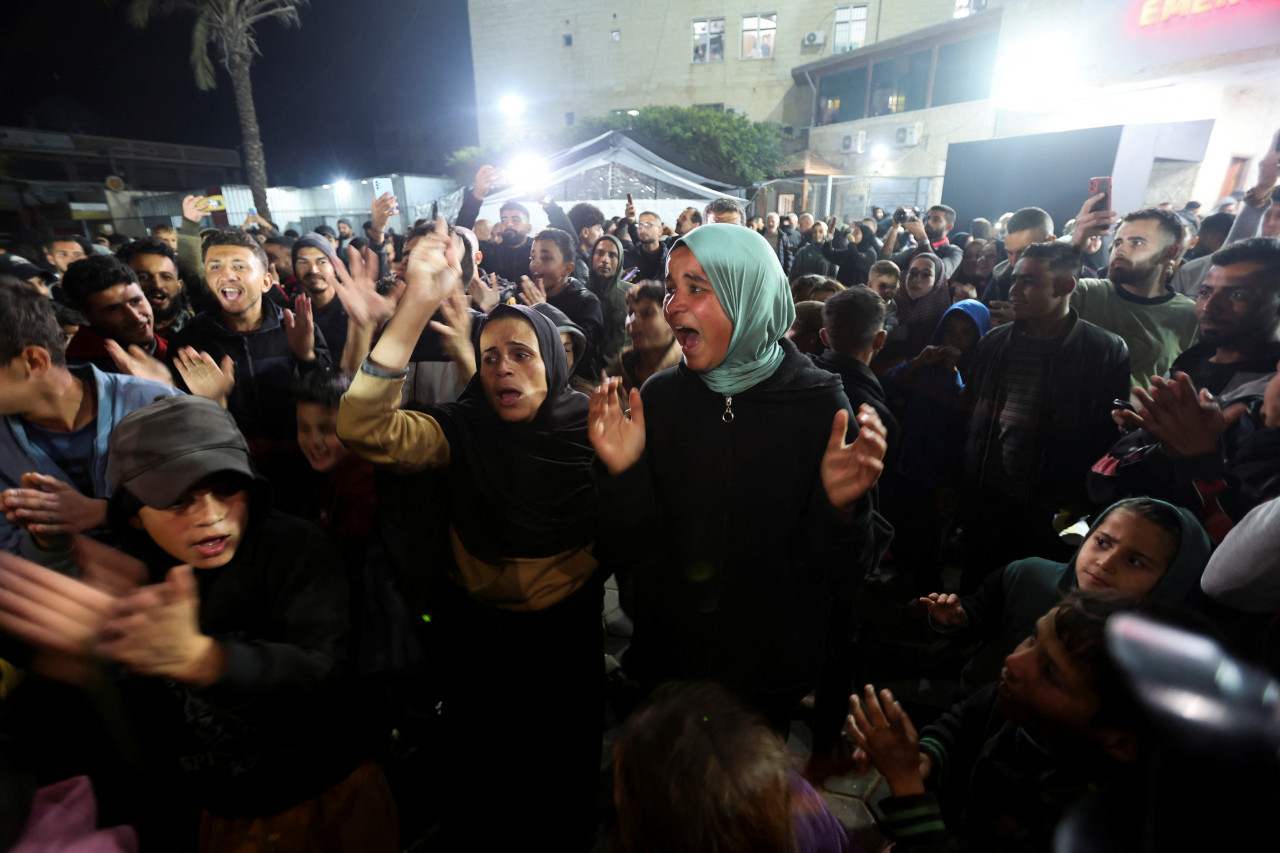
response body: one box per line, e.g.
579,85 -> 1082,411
108,395 -> 255,508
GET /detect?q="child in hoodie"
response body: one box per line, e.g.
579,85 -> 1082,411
879,299 -> 991,594
920,496 -> 1211,694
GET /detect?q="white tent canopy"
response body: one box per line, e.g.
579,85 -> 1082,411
439,130 -> 749,230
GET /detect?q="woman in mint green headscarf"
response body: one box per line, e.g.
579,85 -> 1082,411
589,222 -> 888,735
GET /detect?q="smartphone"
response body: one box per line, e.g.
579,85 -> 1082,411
1112,398 -> 1137,414
247,205 -> 257,217
202,194 -> 227,212
1089,177 -> 1112,213
626,192 -> 634,206
372,177 -> 398,214
621,266 -> 640,282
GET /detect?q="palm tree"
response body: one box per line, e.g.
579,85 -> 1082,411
128,0 -> 310,221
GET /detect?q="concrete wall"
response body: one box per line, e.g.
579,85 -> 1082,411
467,0 -> 982,146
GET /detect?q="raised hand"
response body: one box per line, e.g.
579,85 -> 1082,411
174,346 -> 235,407
104,339 -> 174,385
821,405 -> 887,516
1117,372 -> 1248,457
1070,193 -> 1117,245
3,472 -> 107,547
473,164 -> 501,200
333,245 -> 394,329
846,685 -> 925,796
371,191 -> 398,235
181,194 -> 210,225
429,292 -> 477,382
589,377 -> 646,475
469,271 -> 502,314
918,592 -> 966,627
519,275 -> 547,306
100,565 -> 221,685
404,216 -> 463,305
988,300 -> 1015,328
283,292 -> 316,362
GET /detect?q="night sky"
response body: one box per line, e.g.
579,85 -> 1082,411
0,0 -> 477,186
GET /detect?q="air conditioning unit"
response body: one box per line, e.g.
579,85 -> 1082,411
841,131 -> 866,153
803,31 -> 825,47
893,122 -> 923,147
781,124 -> 807,139
726,106 -> 746,117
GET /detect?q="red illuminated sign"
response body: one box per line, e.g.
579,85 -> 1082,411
1138,0 -> 1270,27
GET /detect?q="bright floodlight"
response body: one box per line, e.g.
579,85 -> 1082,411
626,109 -> 640,116
499,94 -> 526,117
871,145 -> 889,161
506,153 -> 550,194
333,179 -> 350,198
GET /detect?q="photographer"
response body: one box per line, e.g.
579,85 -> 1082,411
880,204 -> 964,278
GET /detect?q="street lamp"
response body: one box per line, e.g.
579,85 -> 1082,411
499,94 -> 525,117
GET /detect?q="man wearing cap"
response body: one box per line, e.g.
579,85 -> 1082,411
293,232 -> 349,362
0,254 -> 57,299
0,394 -> 396,849
0,280 -> 180,556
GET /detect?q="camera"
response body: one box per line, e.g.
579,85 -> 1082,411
893,207 -> 917,224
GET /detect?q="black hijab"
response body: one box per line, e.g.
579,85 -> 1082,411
429,304 -> 595,561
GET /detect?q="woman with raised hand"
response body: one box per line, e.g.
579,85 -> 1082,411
590,223 -> 888,735
335,219 -> 604,852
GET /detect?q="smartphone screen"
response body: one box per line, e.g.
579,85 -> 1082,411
372,177 -> 392,199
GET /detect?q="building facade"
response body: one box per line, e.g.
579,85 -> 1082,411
469,0 -> 1280,222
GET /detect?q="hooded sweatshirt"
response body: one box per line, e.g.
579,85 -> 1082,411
949,498 -> 1211,692
881,299 -> 991,488
586,234 -> 628,377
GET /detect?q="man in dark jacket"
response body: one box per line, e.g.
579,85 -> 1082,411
586,234 -> 629,377
171,231 -> 330,512
454,165 -> 575,284
957,242 -> 1129,587
292,231 -> 349,364
60,254 -> 168,373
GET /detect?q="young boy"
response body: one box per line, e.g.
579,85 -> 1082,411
848,591 -> 1162,851
0,395 -> 393,850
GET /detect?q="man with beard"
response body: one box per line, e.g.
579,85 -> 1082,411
675,206 -> 701,236
263,235 -> 297,293
880,204 -> 963,278
292,232 -> 349,362
1167,237 -> 1280,397
60,254 -> 168,373
456,165 -> 575,284
759,211 -> 794,274
585,233 -> 628,377
623,211 -> 669,281
118,238 -> 191,336
1071,208 -> 1199,390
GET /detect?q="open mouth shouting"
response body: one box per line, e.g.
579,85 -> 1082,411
194,534 -> 232,559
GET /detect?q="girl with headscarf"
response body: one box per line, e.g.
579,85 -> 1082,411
893,252 -> 953,363
336,223 -> 603,850
589,223 -> 888,733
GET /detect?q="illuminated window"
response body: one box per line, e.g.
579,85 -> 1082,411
610,29 -> 620,42
954,0 -> 972,19
692,18 -> 725,63
741,13 -> 777,60
833,5 -> 868,53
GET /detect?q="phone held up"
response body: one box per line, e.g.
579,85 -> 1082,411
1089,177 -> 1112,214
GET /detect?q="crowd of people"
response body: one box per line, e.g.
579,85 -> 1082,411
0,129 -> 1278,852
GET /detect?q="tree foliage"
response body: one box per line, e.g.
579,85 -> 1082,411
444,106 -> 786,187
564,106 -> 785,183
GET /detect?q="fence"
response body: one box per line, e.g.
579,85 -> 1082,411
751,175 -> 939,222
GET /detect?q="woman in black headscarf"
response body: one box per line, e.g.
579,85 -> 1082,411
892,251 -> 953,363
337,223 -> 603,851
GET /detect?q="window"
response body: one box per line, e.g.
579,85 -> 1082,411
817,66 -> 868,125
741,13 -> 776,60
833,5 -> 868,53
692,17 -> 725,63
563,34 -> 573,47
931,31 -> 998,107
869,49 -> 931,116
610,29 -> 620,42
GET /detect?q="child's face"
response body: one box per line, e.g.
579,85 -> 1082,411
998,610 -> 1100,736
868,274 -> 899,301
134,476 -> 249,570
296,402 -> 350,474
939,314 -> 978,353
1074,509 -> 1176,595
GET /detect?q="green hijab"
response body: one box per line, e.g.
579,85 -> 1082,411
670,223 -> 795,396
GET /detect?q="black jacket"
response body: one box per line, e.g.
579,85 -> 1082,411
598,340 -> 874,701
547,279 -> 604,380
170,299 -> 331,442
812,350 -> 899,461
961,310 -> 1129,509
456,191 -> 575,284
820,227 -> 879,287
623,242 -> 667,281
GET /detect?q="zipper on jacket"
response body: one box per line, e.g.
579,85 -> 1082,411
722,396 -> 734,423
